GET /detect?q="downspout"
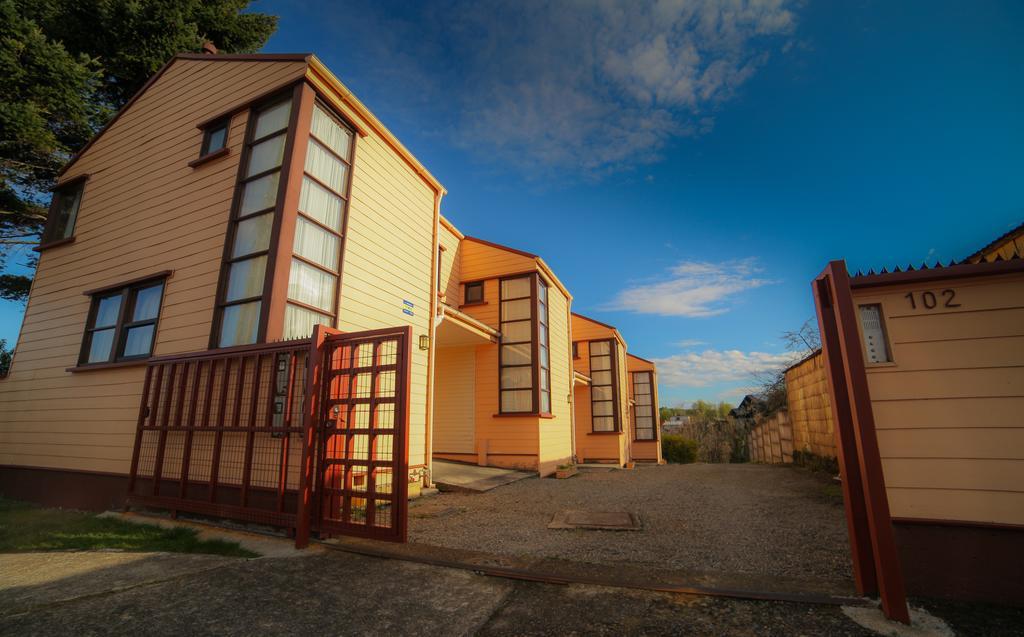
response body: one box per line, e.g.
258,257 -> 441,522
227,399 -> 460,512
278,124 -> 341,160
423,189 -> 443,487
567,298 -> 577,463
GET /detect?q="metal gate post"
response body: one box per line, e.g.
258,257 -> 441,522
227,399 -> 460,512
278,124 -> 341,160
296,324 -> 328,549
815,261 -> 910,623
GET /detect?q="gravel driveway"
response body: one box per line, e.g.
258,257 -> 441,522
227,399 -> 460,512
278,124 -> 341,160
410,463 -> 852,584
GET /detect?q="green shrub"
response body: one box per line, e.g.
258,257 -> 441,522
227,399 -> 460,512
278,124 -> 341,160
662,434 -> 698,464
793,449 -> 839,475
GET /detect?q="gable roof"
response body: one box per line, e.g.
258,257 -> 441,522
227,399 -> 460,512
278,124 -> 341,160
58,53 -> 445,195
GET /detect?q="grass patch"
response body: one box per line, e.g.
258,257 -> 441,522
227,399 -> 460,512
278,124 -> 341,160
0,498 -> 257,557
821,483 -> 844,504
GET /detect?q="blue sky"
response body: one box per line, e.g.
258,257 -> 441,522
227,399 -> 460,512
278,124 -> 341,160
2,1 -> 1021,407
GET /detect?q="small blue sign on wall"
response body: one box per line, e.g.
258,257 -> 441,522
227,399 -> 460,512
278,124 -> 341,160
403,300 -> 414,308
402,308 -> 414,317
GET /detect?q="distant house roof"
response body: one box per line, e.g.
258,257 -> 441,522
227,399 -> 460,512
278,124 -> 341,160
965,221 -> 1024,263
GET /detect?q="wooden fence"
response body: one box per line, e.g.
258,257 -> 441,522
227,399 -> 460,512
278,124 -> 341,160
784,351 -> 836,458
748,410 -> 793,464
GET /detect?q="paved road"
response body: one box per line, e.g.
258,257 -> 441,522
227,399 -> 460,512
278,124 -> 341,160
0,550 -> 877,636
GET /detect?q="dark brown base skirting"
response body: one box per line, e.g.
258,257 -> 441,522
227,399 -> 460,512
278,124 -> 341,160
0,465 -> 300,517
894,520 -> 1024,606
0,465 -> 129,511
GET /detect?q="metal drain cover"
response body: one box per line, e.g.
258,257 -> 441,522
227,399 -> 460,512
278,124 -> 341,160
548,510 -> 641,531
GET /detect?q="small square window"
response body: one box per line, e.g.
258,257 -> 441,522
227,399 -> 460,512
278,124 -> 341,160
465,281 -> 484,304
42,180 -> 85,244
201,119 -> 230,156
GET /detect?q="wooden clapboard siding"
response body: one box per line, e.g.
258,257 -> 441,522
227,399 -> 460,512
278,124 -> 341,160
432,345 -> 476,454
438,222 -> 462,304
0,58 -> 308,475
328,119 -> 437,468
460,240 -> 536,283
855,272 -> 1024,526
784,352 -> 837,458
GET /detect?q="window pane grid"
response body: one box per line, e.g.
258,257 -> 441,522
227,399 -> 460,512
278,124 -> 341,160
589,339 -> 618,432
499,275 -> 535,413
80,280 -> 165,365
632,371 -> 656,440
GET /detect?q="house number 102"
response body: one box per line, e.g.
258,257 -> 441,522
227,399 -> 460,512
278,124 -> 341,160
905,289 -> 960,309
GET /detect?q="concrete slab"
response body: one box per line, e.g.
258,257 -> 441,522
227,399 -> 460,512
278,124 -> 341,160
99,511 -> 326,559
548,510 -> 641,531
432,460 -> 533,492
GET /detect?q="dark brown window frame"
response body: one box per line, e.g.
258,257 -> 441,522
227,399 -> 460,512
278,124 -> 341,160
200,117 -> 231,156
464,280 -> 484,305
572,341 -> 579,359
498,272 -> 555,416
210,88 -> 300,349
77,273 -> 169,366
39,175 -> 88,249
631,371 -> 656,441
537,277 -> 551,414
588,338 -> 621,432
280,96 -> 357,337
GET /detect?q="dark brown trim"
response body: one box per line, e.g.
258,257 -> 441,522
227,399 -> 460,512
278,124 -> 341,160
631,371 -> 657,441
188,146 -> 230,168
83,270 -> 173,296
0,465 -> 129,511
210,85 -> 301,348
464,280 -> 485,305
497,273 -> 540,415
177,52 -> 312,62
850,257 -> 1024,289
78,273 -> 169,367
463,236 -> 539,260
814,260 -> 910,623
34,236 -> 76,252
891,517 -> 1024,531
491,412 -> 552,419
459,301 -> 488,309
586,431 -> 623,436
588,338 -> 620,433
39,176 -> 88,246
66,359 -> 150,373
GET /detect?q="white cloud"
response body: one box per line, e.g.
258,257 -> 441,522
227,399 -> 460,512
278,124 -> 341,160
653,349 -> 796,388
676,339 -> 708,348
604,258 -> 776,317
334,0 -> 798,178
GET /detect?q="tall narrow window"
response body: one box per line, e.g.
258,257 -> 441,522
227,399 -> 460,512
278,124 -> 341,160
282,102 -> 354,339
42,179 -> 85,244
537,278 -> 551,414
499,275 -> 534,413
80,277 -> 166,365
632,372 -> 655,440
215,96 -> 292,348
589,339 -> 618,432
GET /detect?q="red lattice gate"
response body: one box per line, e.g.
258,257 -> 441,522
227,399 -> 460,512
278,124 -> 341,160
126,325 -> 412,545
316,327 -> 411,542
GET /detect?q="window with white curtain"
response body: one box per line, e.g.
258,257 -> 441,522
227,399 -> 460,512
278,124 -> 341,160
216,95 -> 292,348
499,275 -> 534,413
632,371 -> 655,440
590,339 -> 618,432
282,101 -> 354,340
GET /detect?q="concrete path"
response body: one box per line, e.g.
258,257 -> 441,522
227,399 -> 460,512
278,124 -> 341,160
432,460 -> 534,492
0,549 -> 877,636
